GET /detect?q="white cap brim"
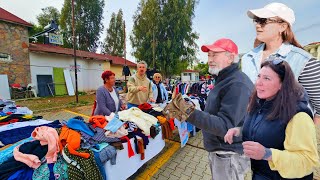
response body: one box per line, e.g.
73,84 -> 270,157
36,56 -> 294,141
247,8 -> 277,19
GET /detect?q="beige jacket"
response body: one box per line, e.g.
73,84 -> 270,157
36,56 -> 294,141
126,74 -> 153,105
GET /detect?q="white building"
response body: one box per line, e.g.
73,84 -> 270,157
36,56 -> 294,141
181,69 -> 200,82
29,43 -> 136,96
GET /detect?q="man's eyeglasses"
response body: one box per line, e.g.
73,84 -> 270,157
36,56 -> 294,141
154,76 -> 161,79
253,17 -> 284,27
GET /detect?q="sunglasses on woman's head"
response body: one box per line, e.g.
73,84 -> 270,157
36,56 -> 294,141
265,56 -> 284,65
253,17 -> 284,27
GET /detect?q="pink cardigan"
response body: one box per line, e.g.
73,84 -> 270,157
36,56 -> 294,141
31,126 -> 59,163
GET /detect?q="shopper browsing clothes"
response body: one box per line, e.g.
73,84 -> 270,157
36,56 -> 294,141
163,38 -> 254,180
126,61 -> 155,109
151,73 -> 168,104
94,70 -> 126,116
241,2 -> 320,124
225,60 -> 319,179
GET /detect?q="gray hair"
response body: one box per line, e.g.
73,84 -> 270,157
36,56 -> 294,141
137,61 -> 148,68
225,52 -> 240,63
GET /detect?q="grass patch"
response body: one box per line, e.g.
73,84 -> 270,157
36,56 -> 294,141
15,94 -> 95,112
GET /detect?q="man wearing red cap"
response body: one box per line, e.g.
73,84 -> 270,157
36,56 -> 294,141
187,38 -> 254,179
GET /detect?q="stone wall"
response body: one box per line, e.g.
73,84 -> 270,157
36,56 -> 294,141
0,22 -> 30,86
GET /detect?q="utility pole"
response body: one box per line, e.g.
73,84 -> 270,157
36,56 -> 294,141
123,20 -> 126,81
152,28 -> 155,68
72,0 -> 79,103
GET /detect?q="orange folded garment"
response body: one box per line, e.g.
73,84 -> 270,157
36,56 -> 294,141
89,115 -> 107,128
59,126 -> 90,159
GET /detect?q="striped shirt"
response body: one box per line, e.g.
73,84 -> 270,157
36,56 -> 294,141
298,58 -> 320,116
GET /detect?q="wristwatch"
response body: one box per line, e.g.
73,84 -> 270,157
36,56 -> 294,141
263,147 -> 272,160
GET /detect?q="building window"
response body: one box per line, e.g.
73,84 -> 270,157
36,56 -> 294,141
0,53 -> 12,62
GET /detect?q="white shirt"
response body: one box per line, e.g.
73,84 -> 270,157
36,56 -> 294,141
110,88 -> 119,112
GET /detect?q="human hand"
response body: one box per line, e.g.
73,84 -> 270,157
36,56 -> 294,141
242,141 -> 266,160
149,98 -> 156,103
314,114 -> 320,125
139,86 -> 148,92
120,104 -> 127,110
224,127 -> 240,144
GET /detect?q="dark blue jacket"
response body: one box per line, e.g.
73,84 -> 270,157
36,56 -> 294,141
242,96 -> 313,180
187,63 -> 254,153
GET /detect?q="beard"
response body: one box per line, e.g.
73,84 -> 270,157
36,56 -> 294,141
208,67 -> 221,75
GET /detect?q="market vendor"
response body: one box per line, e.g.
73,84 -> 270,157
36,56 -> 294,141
94,70 -> 126,116
126,61 -> 155,108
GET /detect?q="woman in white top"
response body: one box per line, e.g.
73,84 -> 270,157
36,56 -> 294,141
94,70 -> 126,116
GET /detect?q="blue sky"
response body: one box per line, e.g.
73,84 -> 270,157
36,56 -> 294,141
1,0 -> 319,63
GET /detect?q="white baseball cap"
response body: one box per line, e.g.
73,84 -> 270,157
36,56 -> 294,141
247,2 -> 295,26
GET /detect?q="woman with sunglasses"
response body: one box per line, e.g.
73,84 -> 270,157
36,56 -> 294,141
225,60 -> 319,179
151,73 -> 168,104
241,2 -> 320,124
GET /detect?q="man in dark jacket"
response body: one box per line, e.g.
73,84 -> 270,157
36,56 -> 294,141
182,38 -> 253,179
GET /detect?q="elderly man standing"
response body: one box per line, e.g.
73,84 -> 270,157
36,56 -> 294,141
165,38 -> 254,179
126,61 -> 155,109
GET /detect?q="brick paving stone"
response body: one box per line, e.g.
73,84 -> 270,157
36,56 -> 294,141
187,161 -> 198,170
182,155 -> 192,163
176,161 -> 188,170
189,146 -> 197,152
193,168 -> 205,177
173,156 -> 184,163
171,167 -> 184,178
201,174 -> 211,180
157,175 -> 169,180
168,175 -> 180,180
167,161 -> 179,170
190,174 -> 202,180
153,169 -> 164,179
200,156 -> 209,162
179,174 -> 191,180
151,176 -> 158,180
190,156 -> 201,163
161,168 -> 174,178
197,162 -> 207,169
182,169 -> 193,177
204,167 -> 211,175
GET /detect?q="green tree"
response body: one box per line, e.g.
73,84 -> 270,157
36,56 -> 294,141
131,0 -> 161,67
37,6 -> 60,28
194,62 -> 209,76
28,23 -> 45,43
60,0 -> 104,52
102,9 -> 125,56
131,0 -> 199,77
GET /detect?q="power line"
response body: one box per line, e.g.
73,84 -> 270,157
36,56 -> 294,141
0,62 -> 104,71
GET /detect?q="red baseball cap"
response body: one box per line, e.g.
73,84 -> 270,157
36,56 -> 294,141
201,38 -> 238,55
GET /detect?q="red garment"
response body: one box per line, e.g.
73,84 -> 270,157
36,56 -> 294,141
120,136 -> 134,158
168,118 -> 175,130
137,139 -> 145,160
0,119 -> 19,126
138,103 -> 152,111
